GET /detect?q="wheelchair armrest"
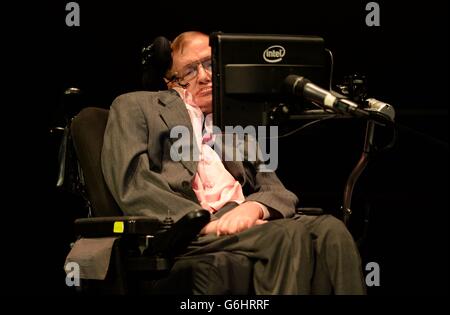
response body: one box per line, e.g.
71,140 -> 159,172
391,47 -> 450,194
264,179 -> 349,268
296,207 -> 324,216
75,210 -> 210,261
75,209 -> 210,257
74,216 -> 162,238
145,209 -> 210,257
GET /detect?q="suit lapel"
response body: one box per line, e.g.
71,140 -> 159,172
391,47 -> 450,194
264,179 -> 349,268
223,160 -> 246,185
219,135 -> 247,185
158,90 -> 198,175
156,90 -> 247,184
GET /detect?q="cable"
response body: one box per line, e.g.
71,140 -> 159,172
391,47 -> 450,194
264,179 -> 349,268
325,48 -> 334,91
276,114 -> 338,139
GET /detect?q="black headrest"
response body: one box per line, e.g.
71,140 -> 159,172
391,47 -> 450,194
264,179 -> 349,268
141,36 -> 172,91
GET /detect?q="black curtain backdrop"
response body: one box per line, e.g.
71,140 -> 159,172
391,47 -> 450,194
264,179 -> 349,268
4,0 -> 448,297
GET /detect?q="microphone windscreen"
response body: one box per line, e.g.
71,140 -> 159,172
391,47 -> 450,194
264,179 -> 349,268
283,75 -> 309,96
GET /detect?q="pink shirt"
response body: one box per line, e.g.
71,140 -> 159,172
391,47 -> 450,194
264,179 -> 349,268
173,88 -> 246,213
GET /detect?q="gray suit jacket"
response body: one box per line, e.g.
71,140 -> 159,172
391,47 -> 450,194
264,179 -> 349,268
101,90 -> 298,223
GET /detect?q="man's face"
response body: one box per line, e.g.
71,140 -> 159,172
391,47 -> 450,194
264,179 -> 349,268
169,35 -> 212,114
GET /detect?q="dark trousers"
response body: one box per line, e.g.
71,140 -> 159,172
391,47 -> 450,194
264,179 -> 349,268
180,214 -> 366,295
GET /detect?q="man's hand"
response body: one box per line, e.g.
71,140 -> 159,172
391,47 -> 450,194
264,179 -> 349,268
200,202 -> 267,236
200,219 -> 219,235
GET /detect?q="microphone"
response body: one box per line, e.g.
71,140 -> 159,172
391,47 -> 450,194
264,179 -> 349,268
283,75 -> 369,118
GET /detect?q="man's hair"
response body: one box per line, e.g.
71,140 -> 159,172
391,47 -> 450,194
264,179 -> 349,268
171,31 -> 208,56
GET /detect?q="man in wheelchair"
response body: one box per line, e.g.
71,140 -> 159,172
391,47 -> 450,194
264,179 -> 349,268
92,31 -> 366,294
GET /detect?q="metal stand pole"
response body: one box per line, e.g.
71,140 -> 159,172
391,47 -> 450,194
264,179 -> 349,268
342,119 -> 376,226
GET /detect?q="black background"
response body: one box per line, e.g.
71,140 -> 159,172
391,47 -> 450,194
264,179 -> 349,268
3,0 -> 448,296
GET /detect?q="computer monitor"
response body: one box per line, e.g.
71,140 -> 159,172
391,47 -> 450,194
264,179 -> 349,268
210,32 -> 329,130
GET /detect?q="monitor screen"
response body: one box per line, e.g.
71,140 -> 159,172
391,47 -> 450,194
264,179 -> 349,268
210,32 -> 329,130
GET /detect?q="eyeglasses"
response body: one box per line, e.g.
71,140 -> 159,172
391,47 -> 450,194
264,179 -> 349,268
172,58 -> 212,87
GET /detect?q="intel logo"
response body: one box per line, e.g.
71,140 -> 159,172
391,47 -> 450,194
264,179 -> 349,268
263,45 -> 286,63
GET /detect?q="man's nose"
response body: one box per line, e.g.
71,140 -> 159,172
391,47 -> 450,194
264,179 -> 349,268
197,64 -> 211,82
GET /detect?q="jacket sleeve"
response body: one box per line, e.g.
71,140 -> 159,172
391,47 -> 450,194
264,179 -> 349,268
101,93 -> 202,223
243,162 -> 299,219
